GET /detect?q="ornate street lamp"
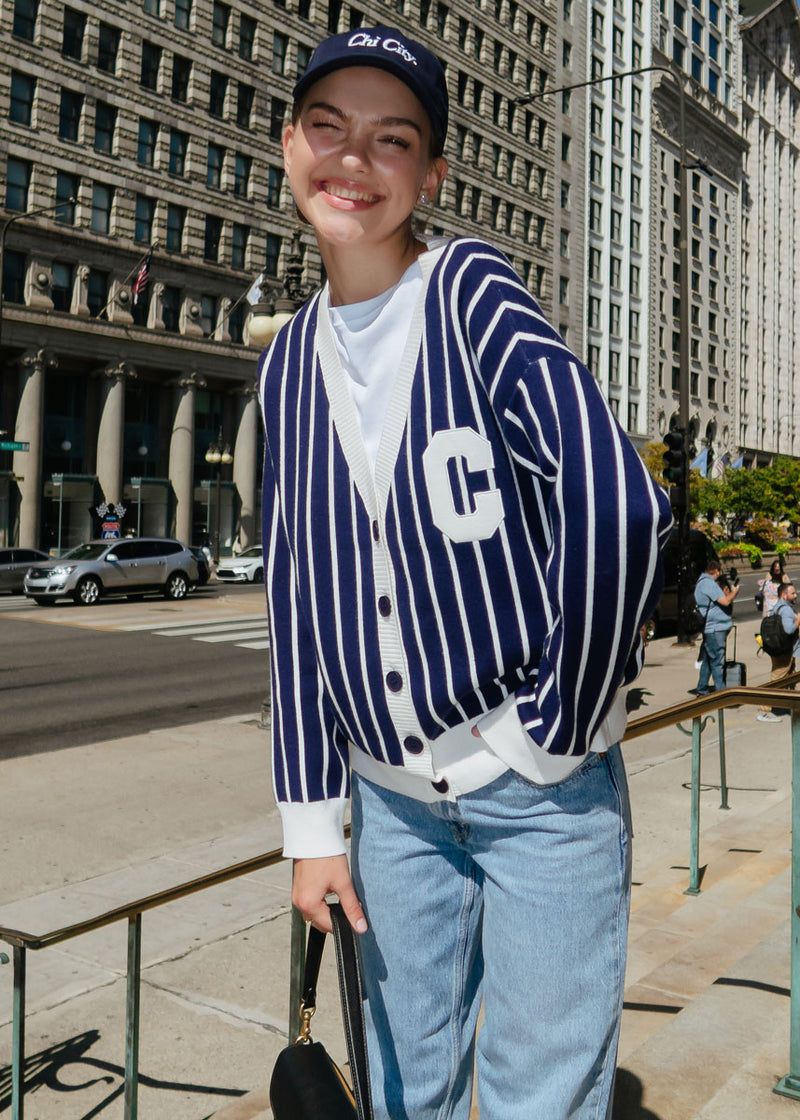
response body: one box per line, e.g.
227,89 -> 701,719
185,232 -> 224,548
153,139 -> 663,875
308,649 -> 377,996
204,429 -> 232,566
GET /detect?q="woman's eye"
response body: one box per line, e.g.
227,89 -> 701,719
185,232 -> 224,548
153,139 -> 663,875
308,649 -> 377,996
381,135 -> 410,148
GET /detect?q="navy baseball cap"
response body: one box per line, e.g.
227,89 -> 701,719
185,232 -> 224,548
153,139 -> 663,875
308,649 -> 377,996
292,26 -> 449,154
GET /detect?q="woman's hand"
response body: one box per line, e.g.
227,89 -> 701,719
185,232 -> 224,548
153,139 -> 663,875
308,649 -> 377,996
292,853 -> 368,934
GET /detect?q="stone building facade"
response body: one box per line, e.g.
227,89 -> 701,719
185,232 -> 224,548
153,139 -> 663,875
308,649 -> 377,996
739,0 -> 800,465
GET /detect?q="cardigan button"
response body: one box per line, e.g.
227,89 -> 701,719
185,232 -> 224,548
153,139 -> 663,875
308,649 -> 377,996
378,595 -> 392,617
372,520 -> 380,542
386,671 -> 403,692
431,778 -> 450,793
404,735 -> 424,754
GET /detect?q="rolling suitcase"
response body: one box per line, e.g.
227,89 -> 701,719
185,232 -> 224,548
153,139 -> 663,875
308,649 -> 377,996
724,625 -> 746,687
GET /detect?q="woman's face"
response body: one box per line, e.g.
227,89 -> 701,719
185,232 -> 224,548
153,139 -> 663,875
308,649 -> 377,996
772,562 -> 782,580
284,67 -> 447,251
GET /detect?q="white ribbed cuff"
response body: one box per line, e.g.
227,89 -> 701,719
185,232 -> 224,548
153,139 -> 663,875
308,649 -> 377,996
278,798 -> 349,859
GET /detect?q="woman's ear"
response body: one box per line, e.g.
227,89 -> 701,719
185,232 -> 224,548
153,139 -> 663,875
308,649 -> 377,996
420,156 -> 448,206
282,123 -> 295,173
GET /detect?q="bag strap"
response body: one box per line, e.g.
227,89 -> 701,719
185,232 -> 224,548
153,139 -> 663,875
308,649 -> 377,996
299,904 -> 373,1120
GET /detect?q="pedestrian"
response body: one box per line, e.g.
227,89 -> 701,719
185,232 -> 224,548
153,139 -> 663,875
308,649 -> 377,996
259,25 -> 672,1119
756,557 -> 788,616
757,581 -> 800,722
691,556 -> 739,696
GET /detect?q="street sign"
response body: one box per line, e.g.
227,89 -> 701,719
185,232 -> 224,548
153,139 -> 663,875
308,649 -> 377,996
0,441 -> 29,452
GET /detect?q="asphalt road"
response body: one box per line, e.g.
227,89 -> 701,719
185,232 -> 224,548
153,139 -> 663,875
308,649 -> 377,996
1,560 -> 796,761
0,585 -> 270,760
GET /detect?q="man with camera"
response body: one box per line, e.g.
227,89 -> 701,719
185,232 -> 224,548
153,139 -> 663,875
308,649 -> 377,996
691,557 -> 740,696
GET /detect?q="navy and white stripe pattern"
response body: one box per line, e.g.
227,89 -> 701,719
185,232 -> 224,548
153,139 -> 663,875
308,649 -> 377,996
260,237 -> 672,808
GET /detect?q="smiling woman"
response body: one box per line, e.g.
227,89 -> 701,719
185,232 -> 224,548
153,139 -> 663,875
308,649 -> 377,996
283,67 -> 447,306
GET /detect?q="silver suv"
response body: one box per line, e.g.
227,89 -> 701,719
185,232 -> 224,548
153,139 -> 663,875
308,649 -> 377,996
24,538 -> 199,606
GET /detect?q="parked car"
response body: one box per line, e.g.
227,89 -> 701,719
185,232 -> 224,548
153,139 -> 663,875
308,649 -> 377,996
215,546 -> 264,584
23,538 -> 199,605
0,548 -> 51,593
189,546 -> 211,585
645,528 -> 719,639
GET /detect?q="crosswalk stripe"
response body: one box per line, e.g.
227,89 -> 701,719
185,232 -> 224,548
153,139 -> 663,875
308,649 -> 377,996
152,620 -> 268,637
120,612 -> 266,631
194,629 -> 269,644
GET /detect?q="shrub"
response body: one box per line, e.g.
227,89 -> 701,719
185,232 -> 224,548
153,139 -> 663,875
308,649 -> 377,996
716,542 -> 762,566
691,520 -> 727,543
744,516 -> 777,549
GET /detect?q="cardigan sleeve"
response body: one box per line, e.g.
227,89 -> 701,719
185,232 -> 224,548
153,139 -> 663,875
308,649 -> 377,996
464,250 -> 673,760
261,382 -> 350,859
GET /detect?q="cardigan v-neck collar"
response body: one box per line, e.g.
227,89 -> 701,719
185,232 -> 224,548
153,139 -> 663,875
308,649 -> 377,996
315,245 -> 447,520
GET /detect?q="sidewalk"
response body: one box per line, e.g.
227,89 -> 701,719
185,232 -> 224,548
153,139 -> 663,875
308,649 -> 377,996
0,628 -> 797,1118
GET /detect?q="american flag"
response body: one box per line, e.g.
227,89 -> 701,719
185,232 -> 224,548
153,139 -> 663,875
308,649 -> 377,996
132,250 -> 152,305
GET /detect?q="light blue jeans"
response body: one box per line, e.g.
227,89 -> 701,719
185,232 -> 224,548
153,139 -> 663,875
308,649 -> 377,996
350,745 -> 632,1120
697,629 -> 728,693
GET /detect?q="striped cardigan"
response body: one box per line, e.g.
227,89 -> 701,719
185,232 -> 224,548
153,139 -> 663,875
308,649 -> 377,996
259,237 -> 672,855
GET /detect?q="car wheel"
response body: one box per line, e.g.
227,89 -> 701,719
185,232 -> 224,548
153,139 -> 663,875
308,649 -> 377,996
644,616 -> 658,642
251,566 -> 264,583
74,576 -> 101,606
164,571 -> 189,600
32,597 -> 53,606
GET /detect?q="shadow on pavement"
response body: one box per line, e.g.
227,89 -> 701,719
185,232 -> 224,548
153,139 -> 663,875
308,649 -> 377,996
613,1067 -> 664,1118
0,1028 -> 248,1118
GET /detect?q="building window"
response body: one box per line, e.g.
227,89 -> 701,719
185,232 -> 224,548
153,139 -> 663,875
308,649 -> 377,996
91,184 -> 113,233
161,285 -> 181,331
610,255 -> 621,288
233,153 -> 251,197
135,194 -> 155,243
94,101 -> 116,153
560,228 -> 569,257
239,14 -> 256,60
587,345 -> 600,374
237,83 -> 254,128
265,233 -> 282,276
270,98 -> 287,141
55,172 -> 78,223
589,246 -> 602,280
691,53 -> 702,82
141,42 -> 161,89
143,0 -> 162,14
559,276 -> 569,304
59,89 -> 83,141
166,204 -> 185,251
297,42 -> 312,80
172,56 -> 191,102
87,269 -> 109,318
209,71 -> 227,117
6,158 -> 31,211
232,223 -> 248,268
588,296 -> 601,330
169,130 -> 188,175
9,72 -> 35,126
212,1 -> 230,47
207,144 -> 224,188
200,295 -> 218,336
609,303 -> 621,335
561,134 -> 571,162
97,23 -> 120,72
174,0 -> 192,29
272,32 -> 288,75
264,165 -> 283,210
138,119 -> 158,167
62,7 -> 86,59
204,215 -> 223,261
52,262 -> 74,312
13,0 -> 38,41
609,350 -> 620,383
589,198 -> 602,231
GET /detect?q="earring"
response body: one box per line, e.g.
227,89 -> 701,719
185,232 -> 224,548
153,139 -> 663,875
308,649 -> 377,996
419,193 -> 428,205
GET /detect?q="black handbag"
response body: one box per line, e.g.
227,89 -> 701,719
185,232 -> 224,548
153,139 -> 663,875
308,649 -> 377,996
270,902 -> 373,1120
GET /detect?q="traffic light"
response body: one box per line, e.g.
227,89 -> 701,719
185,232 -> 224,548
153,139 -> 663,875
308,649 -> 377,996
662,429 -> 686,486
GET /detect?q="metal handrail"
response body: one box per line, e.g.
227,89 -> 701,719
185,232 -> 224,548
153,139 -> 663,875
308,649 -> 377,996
4,681 -> 800,1115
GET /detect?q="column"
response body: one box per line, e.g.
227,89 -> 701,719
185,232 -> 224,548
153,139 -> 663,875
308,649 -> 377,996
14,348 -> 57,548
96,361 -> 136,505
233,384 -> 259,550
169,372 -> 205,544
